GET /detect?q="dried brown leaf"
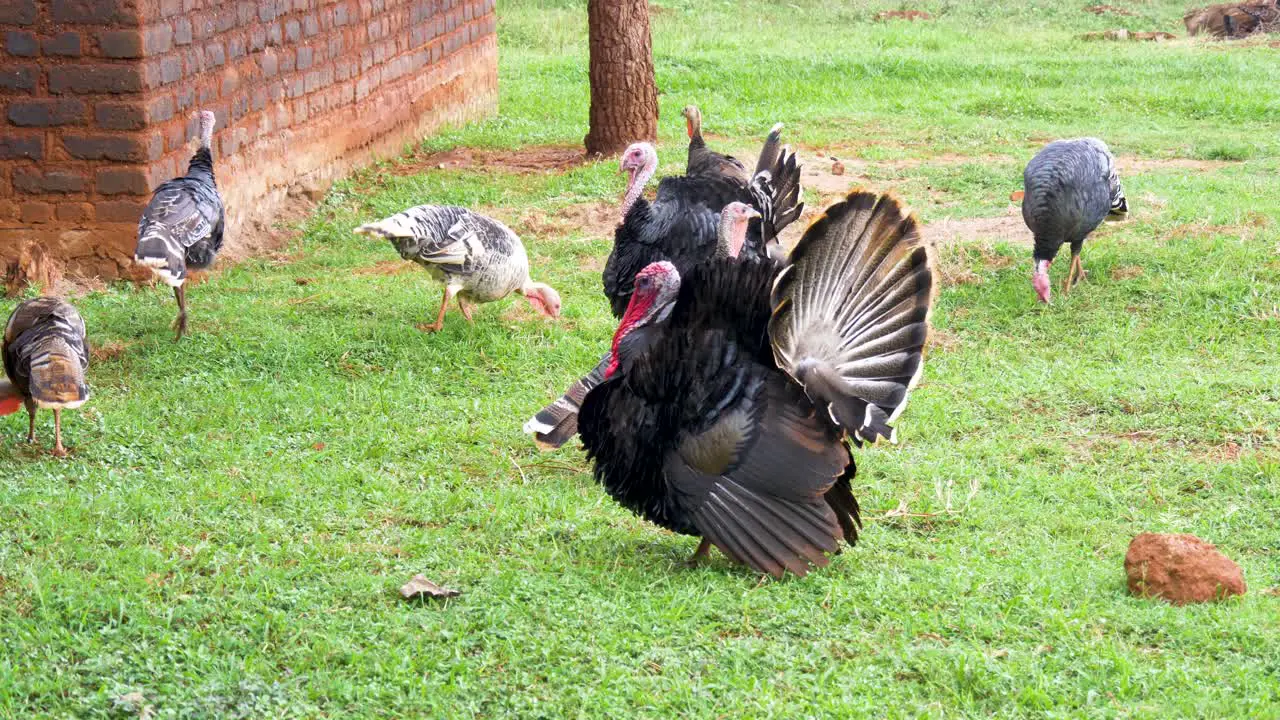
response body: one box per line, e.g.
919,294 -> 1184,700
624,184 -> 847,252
400,573 -> 460,600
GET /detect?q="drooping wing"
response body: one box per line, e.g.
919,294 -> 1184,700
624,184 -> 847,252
581,329 -> 855,578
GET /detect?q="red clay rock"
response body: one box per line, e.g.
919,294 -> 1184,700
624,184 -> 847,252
1125,533 -> 1246,605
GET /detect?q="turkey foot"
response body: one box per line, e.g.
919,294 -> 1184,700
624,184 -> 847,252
457,297 -> 475,324
172,285 -> 188,341
417,286 -> 455,333
686,538 -> 713,567
51,409 -> 67,457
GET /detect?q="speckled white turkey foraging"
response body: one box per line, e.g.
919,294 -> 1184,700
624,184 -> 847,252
134,110 -> 225,340
1021,138 -> 1128,303
354,205 -> 561,332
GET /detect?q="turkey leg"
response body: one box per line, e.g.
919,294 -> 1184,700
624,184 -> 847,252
173,285 -> 188,340
686,538 -> 713,567
457,296 -> 475,324
1062,253 -> 1085,294
24,398 -> 36,443
418,285 -> 458,333
51,409 -> 66,457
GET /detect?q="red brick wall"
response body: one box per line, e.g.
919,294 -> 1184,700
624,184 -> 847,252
0,0 -> 497,284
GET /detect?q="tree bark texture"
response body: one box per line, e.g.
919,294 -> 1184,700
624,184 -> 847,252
584,0 -> 658,156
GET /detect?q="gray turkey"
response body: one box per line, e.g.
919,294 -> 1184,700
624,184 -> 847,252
681,105 -> 751,184
0,297 -> 90,457
135,110 -> 225,340
523,202 -> 760,449
1021,138 -> 1128,303
577,189 -> 934,578
354,205 -> 560,332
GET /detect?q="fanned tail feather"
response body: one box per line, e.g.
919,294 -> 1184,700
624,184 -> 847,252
27,339 -> 88,409
768,189 -> 934,444
750,127 -> 804,249
134,233 -> 185,286
523,353 -> 611,450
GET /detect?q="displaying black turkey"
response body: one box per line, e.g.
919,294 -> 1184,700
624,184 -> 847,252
354,205 -> 561,332
135,110 -> 226,340
576,189 -> 934,578
523,202 -> 760,448
681,105 -> 750,184
0,297 -> 90,457
1021,138 -> 1128,303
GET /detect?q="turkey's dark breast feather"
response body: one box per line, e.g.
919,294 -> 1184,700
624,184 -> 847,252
603,175 -> 765,318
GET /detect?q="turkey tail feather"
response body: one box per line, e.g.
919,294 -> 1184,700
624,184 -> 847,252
750,128 -> 803,247
28,341 -> 89,409
523,353 -> 610,450
769,190 -> 933,444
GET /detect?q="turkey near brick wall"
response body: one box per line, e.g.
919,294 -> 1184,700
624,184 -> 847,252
0,297 -> 90,457
134,110 -> 227,341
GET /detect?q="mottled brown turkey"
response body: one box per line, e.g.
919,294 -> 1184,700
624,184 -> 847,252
1,297 -> 90,457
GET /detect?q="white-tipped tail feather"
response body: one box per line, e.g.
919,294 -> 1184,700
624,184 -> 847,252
768,190 -> 934,445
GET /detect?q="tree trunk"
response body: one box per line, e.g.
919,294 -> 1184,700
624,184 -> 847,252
584,0 -> 658,157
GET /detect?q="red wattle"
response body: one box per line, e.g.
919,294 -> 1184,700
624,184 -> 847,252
0,394 -> 23,416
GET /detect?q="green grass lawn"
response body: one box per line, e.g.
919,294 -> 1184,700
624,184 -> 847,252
3,0 -> 1279,716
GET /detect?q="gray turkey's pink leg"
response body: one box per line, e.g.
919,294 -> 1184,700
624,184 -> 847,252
457,296 -> 475,324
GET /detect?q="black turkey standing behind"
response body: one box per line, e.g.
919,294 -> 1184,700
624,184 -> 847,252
577,190 -> 934,578
134,110 -> 226,339
524,125 -> 802,450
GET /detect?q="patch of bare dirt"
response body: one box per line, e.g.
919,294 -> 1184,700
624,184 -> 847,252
925,210 -> 1029,248
1084,4 -> 1137,16
353,260 -> 415,276
490,201 -> 621,243
926,327 -> 960,353
1111,265 -> 1145,280
90,340 -> 134,363
392,145 -> 588,177
1116,156 -> 1238,173
1081,29 -> 1179,41
875,10 -> 933,21
1169,214 -> 1268,242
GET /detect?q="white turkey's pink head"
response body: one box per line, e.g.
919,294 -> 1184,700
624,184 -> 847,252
619,142 -> 658,218
1032,259 -> 1052,304
521,281 -> 562,319
717,202 -> 761,259
197,110 -> 216,150
606,261 -> 680,378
